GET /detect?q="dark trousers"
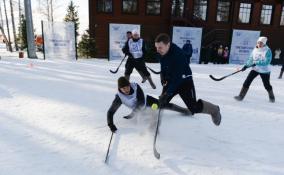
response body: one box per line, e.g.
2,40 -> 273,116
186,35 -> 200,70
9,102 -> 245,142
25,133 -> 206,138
124,58 -> 150,77
243,70 -> 272,91
145,95 -> 158,107
281,65 -> 284,71
162,80 -> 202,114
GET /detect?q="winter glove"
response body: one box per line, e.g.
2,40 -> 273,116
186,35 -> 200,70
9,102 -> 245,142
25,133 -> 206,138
159,94 -> 170,108
160,74 -> 168,87
108,123 -> 117,133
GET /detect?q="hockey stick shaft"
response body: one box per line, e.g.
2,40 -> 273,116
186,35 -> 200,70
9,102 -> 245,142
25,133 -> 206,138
153,107 -> 162,159
104,132 -> 114,164
209,69 -> 243,81
146,66 -> 160,74
109,55 -> 127,74
209,65 -> 256,81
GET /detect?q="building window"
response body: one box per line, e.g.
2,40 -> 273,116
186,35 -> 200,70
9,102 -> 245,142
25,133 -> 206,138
146,0 -> 161,15
260,5 -> 273,25
216,0 -> 231,22
238,3 -> 252,23
97,0 -> 113,13
171,0 -> 185,17
193,0 -> 207,20
122,0 -> 138,14
280,5 -> 284,26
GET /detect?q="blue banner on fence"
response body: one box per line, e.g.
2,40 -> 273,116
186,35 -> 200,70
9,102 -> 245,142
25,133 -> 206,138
172,26 -> 202,64
230,29 -> 260,64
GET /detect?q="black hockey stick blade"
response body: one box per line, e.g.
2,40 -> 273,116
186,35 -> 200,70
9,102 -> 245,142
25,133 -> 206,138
109,68 -> 119,74
146,66 -> 161,74
209,74 -> 226,81
209,69 -> 243,81
154,146 -> 160,159
109,55 -> 127,74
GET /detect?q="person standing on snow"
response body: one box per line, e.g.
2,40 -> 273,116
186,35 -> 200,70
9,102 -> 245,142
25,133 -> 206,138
122,29 -> 156,89
234,36 -> 275,102
154,33 -> 221,126
107,76 -> 190,133
122,31 -> 147,83
182,40 -> 193,63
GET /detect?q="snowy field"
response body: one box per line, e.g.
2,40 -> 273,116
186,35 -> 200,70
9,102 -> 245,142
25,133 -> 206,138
0,56 -> 283,175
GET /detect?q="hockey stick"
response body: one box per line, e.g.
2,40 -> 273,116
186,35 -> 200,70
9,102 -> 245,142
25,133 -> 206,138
104,132 -> 114,164
153,107 -> 162,159
146,66 -> 161,74
209,69 -> 243,81
209,64 -> 256,81
109,55 -> 127,74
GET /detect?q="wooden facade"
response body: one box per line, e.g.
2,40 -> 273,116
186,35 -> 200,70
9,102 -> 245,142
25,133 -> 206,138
90,0 -> 284,58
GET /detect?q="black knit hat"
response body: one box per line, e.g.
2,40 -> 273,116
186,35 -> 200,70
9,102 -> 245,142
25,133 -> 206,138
118,76 -> 130,88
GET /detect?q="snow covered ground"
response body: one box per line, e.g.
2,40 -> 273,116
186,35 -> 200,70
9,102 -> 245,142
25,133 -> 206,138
0,55 -> 283,175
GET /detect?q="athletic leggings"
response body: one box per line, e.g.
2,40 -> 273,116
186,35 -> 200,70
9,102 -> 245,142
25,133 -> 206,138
124,58 -> 150,77
243,70 -> 273,91
162,80 -> 203,114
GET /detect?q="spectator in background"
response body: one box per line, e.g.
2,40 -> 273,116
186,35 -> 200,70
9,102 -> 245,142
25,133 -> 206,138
217,45 -> 224,64
273,48 -> 281,65
222,46 -> 229,64
182,40 -> 193,63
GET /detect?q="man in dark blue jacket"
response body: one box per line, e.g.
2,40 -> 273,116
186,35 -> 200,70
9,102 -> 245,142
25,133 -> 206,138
154,33 -> 221,126
182,40 -> 193,63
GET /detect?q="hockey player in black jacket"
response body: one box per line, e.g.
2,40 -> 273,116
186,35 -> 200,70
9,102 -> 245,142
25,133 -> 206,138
107,76 -> 190,133
154,33 -> 221,126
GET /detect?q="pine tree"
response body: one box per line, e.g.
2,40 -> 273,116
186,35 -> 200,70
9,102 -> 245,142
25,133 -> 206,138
78,30 -> 96,58
17,14 -> 27,50
64,1 -> 79,38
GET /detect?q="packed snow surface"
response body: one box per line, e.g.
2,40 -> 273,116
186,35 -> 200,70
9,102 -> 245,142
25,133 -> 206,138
0,56 -> 283,175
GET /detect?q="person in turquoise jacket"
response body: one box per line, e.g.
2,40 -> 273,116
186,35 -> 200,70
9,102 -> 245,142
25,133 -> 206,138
234,36 -> 275,102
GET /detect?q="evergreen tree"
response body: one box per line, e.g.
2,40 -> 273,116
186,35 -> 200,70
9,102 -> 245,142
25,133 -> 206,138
17,14 -> 27,50
64,1 -> 79,38
78,30 -> 96,58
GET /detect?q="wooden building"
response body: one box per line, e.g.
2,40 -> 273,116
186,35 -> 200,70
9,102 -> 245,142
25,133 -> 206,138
90,0 -> 284,58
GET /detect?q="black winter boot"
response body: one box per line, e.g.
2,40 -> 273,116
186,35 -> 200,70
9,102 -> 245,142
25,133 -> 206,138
200,100 -> 221,126
278,70 -> 283,79
234,87 -> 249,101
147,76 -> 156,89
268,90 -> 275,103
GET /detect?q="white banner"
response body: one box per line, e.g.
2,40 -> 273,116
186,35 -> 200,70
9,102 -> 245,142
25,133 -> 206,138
172,26 -> 203,63
230,29 -> 260,64
42,21 -> 76,60
109,23 -> 140,61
